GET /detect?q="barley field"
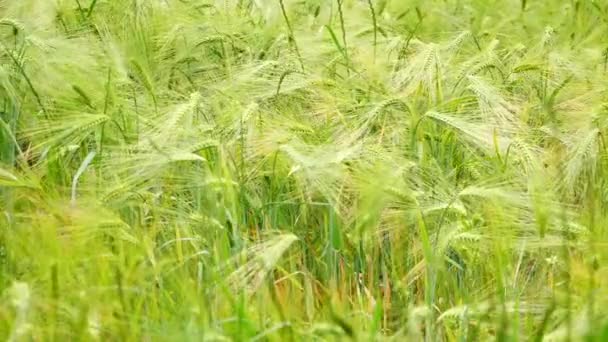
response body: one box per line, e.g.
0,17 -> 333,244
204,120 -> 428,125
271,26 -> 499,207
1,0 -> 608,340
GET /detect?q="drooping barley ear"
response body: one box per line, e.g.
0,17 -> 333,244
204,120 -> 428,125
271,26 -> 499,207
278,0 -> 305,72
276,70 -> 296,96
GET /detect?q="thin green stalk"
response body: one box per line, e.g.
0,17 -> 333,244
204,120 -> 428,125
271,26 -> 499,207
87,0 -> 99,17
366,0 -> 378,62
417,210 -> 436,342
0,116 -> 23,160
325,25 -> 350,66
335,0 -> 350,73
278,0 -> 305,72
98,67 -> 112,175
75,0 -> 88,22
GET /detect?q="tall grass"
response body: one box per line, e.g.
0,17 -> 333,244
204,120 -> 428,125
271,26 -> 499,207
1,0 -> 608,340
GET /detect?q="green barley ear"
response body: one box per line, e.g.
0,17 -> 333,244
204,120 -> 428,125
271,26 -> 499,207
0,167 -> 39,189
72,85 -> 95,109
24,114 -> 109,153
129,59 -> 157,109
225,233 -> 298,294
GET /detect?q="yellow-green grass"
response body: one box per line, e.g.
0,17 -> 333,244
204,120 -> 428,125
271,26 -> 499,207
1,0 -> 608,340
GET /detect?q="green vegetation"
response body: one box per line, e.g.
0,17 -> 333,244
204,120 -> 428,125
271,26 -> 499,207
1,0 -> 608,340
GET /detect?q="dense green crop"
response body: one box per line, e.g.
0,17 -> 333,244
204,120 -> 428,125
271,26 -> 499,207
1,0 -> 608,340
